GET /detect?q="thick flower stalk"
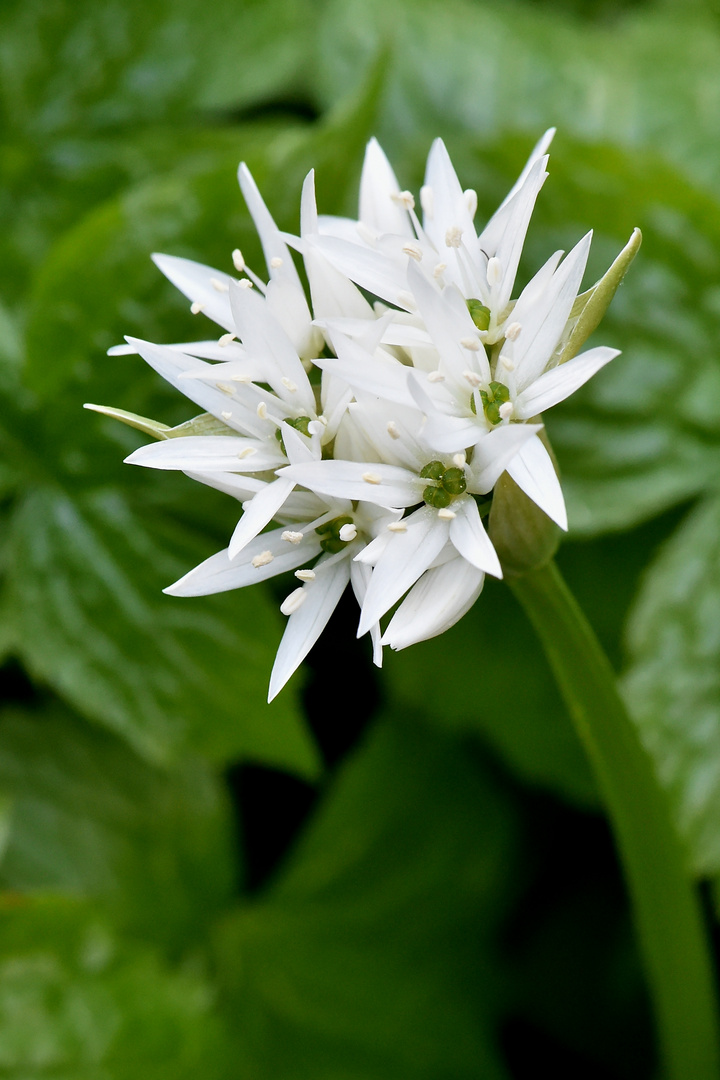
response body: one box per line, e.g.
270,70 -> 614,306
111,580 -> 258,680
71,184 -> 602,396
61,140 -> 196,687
89,132 -> 635,700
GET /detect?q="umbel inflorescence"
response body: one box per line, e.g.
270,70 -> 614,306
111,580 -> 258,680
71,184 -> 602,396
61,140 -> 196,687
88,130 -> 639,700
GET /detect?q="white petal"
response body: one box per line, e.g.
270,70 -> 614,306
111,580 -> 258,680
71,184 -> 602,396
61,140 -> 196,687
382,556 -> 484,649
357,507 -> 449,636
469,423 -> 542,493
268,557 -> 352,701
184,470 -> 264,501
125,436 -> 283,472
514,346 -> 619,419
228,476 -> 297,557
422,138 -> 478,254
280,460 -> 421,508
505,434 -> 568,530
449,496 -> 502,577
316,334 -> 416,408
237,162 -> 303,291
310,235 -> 408,308
350,559 -> 383,667
164,527 -> 321,596
151,255 -> 235,332
407,262 -> 491,384
359,138 -> 414,237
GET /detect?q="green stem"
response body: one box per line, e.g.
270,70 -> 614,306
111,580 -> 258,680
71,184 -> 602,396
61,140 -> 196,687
510,559 -> 720,1080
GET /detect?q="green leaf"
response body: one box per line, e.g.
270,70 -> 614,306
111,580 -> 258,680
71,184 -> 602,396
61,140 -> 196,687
213,714 -> 515,1080
623,495 -> 720,878
2,486 -> 319,775
0,896 -> 235,1078
382,579 -> 598,808
0,701 -> 235,951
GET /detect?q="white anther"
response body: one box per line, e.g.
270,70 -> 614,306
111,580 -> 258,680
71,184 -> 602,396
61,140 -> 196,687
216,382 -> 234,395
316,414 -> 328,426
252,550 -> 274,568
386,421 -> 401,440
438,508 -> 456,520
402,241 -> 423,261
498,401 -> 514,421
280,587 -> 307,615
499,354 -> 515,372
464,188 -> 478,218
445,225 -> 463,248
505,321 -> 522,341
460,337 -> 480,351
387,521 -> 407,532
256,402 -> 268,420
307,420 -> 324,437
231,373 -> 251,383
392,189 -> 415,210
190,301 -> 204,315
463,369 -> 481,387
239,278 -> 254,289
339,523 -> 357,542
221,411 -> 232,420
362,472 -> 382,485
211,277 -> 229,293
420,185 -> 434,218
281,377 -> 297,392
453,452 -> 466,468
432,262 -> 447,279
295,568 -> 316,581
356,221 -> 376,246
219,333 -> 236,347
237,447 -> 256,459
282,530 -> 304,544
270,257 -> 284,268
232,249 -> 245,271
427,370 -> 445,383
486,256 -> 502,286
395,290 -> 417,311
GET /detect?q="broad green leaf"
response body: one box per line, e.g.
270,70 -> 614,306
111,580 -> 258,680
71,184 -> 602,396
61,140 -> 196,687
383,579 -> 597,808
315,0 -> 720,193
0,897 -> 235,1079
213,714 -> 515,1080
2,486 -> 319,775
0,702 -> 235,951
623,495 -> 720,877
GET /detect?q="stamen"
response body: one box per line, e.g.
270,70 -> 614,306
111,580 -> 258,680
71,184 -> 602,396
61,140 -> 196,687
486,256 -> 502,287
237,447 -> 256,459
251,550 -> 274,568
463,370 -> 481,387
427,370 -> 445,383
438,508 -> 456,520
190,301 -> 204,315
295,568 -> 316,581
386,421 -> 401,440
396,290 -> 417,311
216,382 -> 234,395
464,188 -> 478,218
362,472 -> 382,485
433,262 -> 447,279
219,333 -> 236,347
420,185 -> 434,218
498,401 -> 514,421
499,354 -> 515,372
402,241 -> 423,261
211,278 -> 229,293
270,257 -> 284,268
505,321 -> 522,341
387,521 -> 407,532
460,337 -> 480,351
256,402 -> 268,419
282,530 -> 304,544
392,189 -> 415,210
356,221 -> 376,246
231,373 -> 252,383
339,523 -> 357,541
281,377 -> 298,392
445,225 -> 463,248
239,279 -> 254,289
453,452 -> 466,468
280,587 -> 307,615
221,411 -> 232,420
232,249 -> 245,271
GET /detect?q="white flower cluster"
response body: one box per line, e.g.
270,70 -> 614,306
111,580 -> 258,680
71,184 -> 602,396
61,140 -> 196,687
105,130 -> 620,700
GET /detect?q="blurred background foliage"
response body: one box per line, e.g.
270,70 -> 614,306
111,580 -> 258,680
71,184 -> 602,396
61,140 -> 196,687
1,0 -> 720,1074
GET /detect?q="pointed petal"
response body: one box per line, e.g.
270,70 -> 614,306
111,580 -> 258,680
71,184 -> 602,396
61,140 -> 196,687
407,262 -> 491,384
309,235 -> 408,309
316,334 -> 416,408
268,558 -> 352,701
151,254 -> 235,332
237,162 -> 303,290
350,559 -> 383,667
469,423 -> 543,493
514,346 -> 619,419
125,436 -> 284,472
505,434 -> 568,530
359,138 -> 414,237
357,508 -> 449,636
449,496 -> 502,577
422,138 -> 478,253
382,556 -> 484,649
228,476 -> 297,557
280,460 -> 420,508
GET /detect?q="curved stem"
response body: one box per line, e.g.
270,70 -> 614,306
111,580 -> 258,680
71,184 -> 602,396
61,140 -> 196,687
510,559 -> 720,1080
